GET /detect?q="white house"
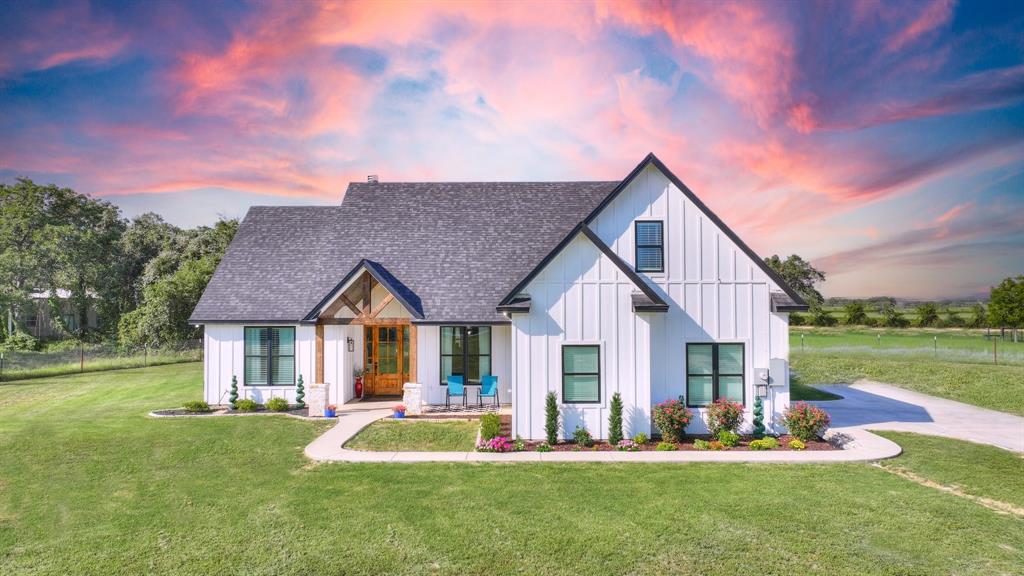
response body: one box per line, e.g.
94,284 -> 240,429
190,154 -> 807,439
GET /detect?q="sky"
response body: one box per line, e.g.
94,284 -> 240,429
1,0 -> 1023,299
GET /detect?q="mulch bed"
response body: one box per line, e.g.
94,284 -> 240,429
522,435 -> 835,452
152,407 -> 324,418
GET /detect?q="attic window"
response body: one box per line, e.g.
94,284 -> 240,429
635,221 -> 664,273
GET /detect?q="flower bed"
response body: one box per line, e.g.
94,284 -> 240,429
516,434 -> 835,452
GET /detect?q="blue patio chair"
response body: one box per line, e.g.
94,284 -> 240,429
478,375 -> 499,407
446,375 -> 467,408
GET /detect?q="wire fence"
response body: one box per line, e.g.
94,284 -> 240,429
791,329 -> 1024,367
0,340 -> 202,382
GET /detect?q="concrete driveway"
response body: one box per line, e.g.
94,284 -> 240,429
809,381 -> 1024,453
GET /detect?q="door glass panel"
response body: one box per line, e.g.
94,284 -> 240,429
378,327 -> 397,374
402,327 -> 409,374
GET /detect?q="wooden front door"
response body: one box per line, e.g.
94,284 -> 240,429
364,325 -> 410,396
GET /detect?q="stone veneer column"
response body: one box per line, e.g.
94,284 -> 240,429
402,382 -> 422,415
309,383 -> 328,417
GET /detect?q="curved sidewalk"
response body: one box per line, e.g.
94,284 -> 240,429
303,409 -> 901,464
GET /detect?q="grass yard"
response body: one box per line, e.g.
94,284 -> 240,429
791,351 -> 1024,416
2,364 -> 1023,575
345,419 -> 479,451
791,327 -> 1024,366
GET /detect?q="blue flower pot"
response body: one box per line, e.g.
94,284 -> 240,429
324,408 -> 336,418
394,412 -> 405,419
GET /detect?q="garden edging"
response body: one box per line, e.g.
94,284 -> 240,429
304,409 -> 903,463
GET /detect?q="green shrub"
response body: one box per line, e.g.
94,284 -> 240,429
632,432 -> 649,445
693,439 -> 711,451
783,402 -> 831,441
536,442 -> 553,453
514,435 -> 526,452
573,425 -> 593,447
608,392 -> 624,445
788,439 -> 806,451
266,397 -> 289,412
182,400 -> 211,413
752,396 -> 765,438
716,430 -> 740,447
295,375 -> 306,409
655,441 -> 677,451
706,399 -> 743,436
480,413 -> 501,441
544,392 -> 559,445
234,399 -> 258,412
749,437 -> 779,451
4,331 -> 40,351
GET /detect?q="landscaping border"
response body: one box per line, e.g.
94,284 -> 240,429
149,408 -> 336,422
304,409 -> 903,463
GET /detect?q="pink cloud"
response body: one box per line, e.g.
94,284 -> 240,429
934,202 -> 972,224
885,0 -> 955,52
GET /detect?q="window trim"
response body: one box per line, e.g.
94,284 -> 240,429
634,220 -> 664,273
685,342 -> 745,408
243,326 -> 296,387
439,325 -> 492,386
561,344 -> 601,404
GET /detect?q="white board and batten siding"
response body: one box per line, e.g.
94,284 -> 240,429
512,163 -> 792,439
203,324 -> 316,405
416,325 -> 513,406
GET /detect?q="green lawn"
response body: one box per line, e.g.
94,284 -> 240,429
2,364 -> 1023,575
791,326 -> 1024,366
791,351 -> 1024,416
345,419 -> 479,451
875,432 -> 1024,511
790,378 -> 843,401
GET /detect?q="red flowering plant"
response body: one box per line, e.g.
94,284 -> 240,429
783,402 -> 831,441
705,398 -> 744,437
477,436 -> 515,453
652,399 -> 693,443
394,404 -> 406,413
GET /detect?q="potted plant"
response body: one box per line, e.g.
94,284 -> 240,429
393,404 -> 406,419
324,404 -> 337,418
353,367 -> 365,399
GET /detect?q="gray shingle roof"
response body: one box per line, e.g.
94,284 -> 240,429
770,292 -> 809,312
189,181 -> 617,324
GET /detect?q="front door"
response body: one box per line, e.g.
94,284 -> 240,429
364,325 -> 409,396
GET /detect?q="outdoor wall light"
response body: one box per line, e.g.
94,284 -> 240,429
756,383 -> 769,398
346,337 -> 355,352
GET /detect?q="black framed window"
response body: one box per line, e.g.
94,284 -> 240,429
244,327 -> 295,386
635,220 -> 664,272
440,326 -> 491,384
686,343 -> 744,407
562,345 -> 600,403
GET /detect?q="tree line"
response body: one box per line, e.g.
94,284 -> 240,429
0,179 -> 237,350
765,254 -> 1023,332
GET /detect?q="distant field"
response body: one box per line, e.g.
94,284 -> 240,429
818,306 -> 977,324
791,327 -> 1024,366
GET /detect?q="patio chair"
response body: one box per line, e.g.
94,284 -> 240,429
478,375 -> 499,407
446,375 -> 467,408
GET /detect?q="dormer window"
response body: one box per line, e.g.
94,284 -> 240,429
635,220 -> 664,273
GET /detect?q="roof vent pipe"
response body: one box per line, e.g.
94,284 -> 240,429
367,175 -> 378,184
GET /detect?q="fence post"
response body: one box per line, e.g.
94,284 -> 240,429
877,334 -> 880,348
994,338 -> 998,365
0,351 -> 4,382
800,334 -> 804,352
144,343 -> 148,367
934,335 -> 937,358
80,342 -> 85,372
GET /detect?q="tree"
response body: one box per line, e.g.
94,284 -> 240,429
544,392 -> 559,445
809,303 -> 837,326
989,276 -> 1024,331
879,301 -> 909,328
764,254 -> 825,305
914,302 -> 940,327
942,307 -> 964,327
969,303 -> 988,328
608,392 -> 624,445
102,213 -> 180,326
842,301 -> 869,325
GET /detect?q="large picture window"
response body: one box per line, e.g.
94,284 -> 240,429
440,326 -> 491,384
686,343 -> 744,407
635,220 -> 664,273
244,327 -> 295,386
562,345 -> 600,403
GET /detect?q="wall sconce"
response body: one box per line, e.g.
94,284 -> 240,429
756,383 -> 769,398
346,337 -> 355,352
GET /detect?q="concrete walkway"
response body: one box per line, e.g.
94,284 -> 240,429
303,409 -> 901,464
809,381 -> 1024,453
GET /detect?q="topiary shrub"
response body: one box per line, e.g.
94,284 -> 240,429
183,400 -> 211,413
608,392 -> 624,445
652,399 -> 693,442
235,399 -> 258,412
716,430 -> 740,447
266,397 -> 289,412
480,412 -> 501,441
573,425 -> 593,447
705,399 -> 744,437
295,374 -> 306,409
783,402 -> 831,441
544,392 -> 559,444
229,375 -> 239,409
752,396 -> 765,439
